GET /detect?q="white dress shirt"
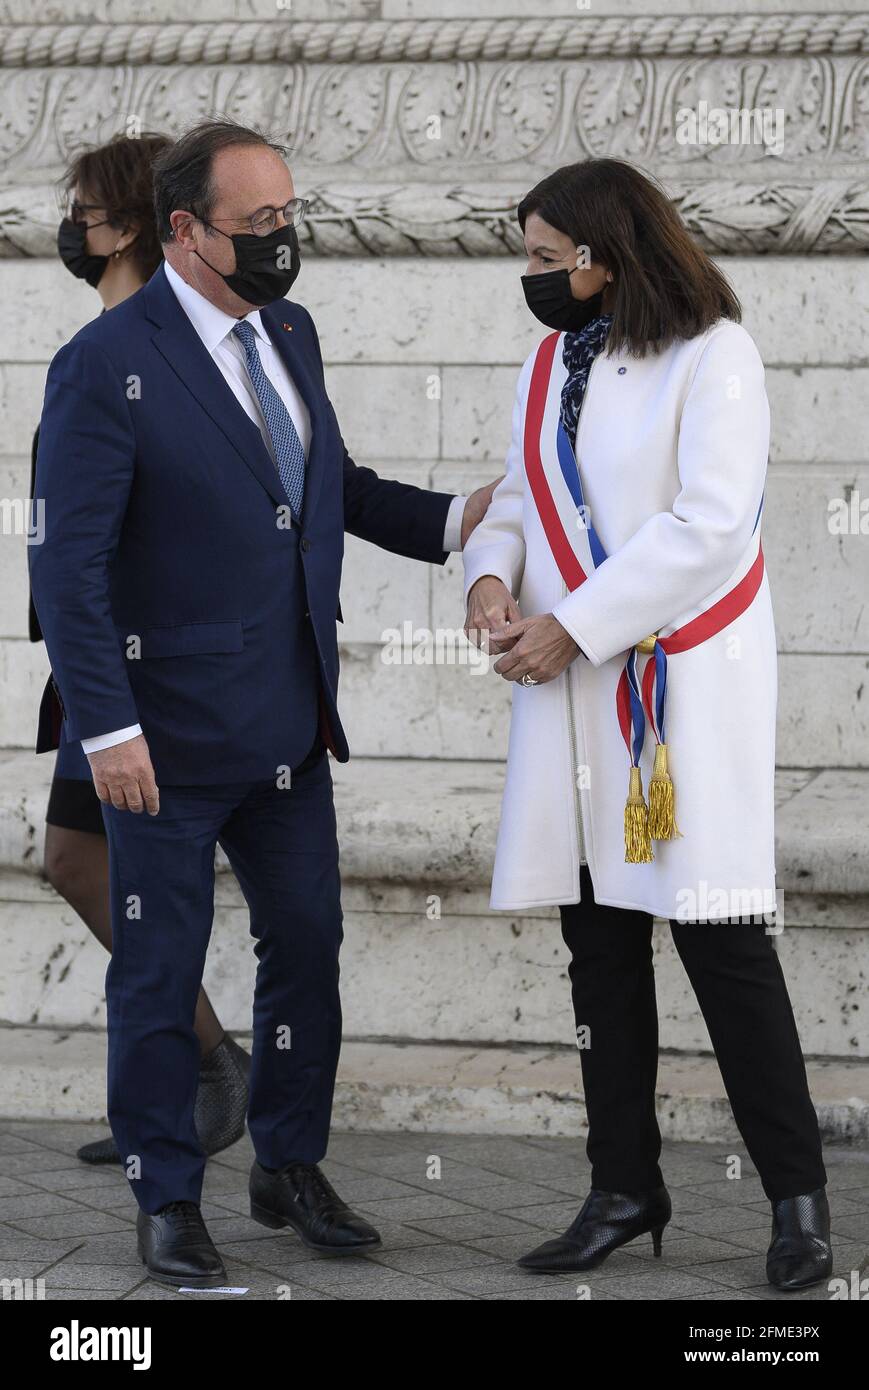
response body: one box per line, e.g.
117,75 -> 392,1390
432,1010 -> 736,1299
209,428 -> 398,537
81,262 -> 466,754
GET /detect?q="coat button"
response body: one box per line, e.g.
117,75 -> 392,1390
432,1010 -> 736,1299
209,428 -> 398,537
300,537 -> 310,552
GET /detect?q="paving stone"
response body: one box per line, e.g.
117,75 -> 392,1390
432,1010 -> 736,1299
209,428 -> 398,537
669,1206 -> 772,1238
428,1263 -> 575,1296
342,1282 -> 473,1300
10,1212 -> 131,1238
592,1268 -> 735,1299
483,1284 -> 624,1301
354,1193 -> 477,1222
629,1234 -> 762,1266
199,1167 -> 252,1197
0,1259 -> 49,1280
0,1152 -> 92,1177
268,1258 -> 406,1296
829,1210 -> 869,1242
37,1234 -> 141,1265
0,1176 -> 40,1198
455,1180 -> 577,1210
679,1289 -> 764,1300
668,1189 -> 722,1216
404,1211 -> 552,1242
213,1236 -> 325,1268
0,1236 -> 82,1263
681,1176 -> 770,1203
45,1262 -> 143,1292
685,1254 -> 779,1290
497,1199 -> 588,1231
0,1134 -> 48,1156
1,1133 -> 863,1301
25,1167 -> 126,1194
0,1192 -> 92,1220
369,1242 -> 500,1276
41,1288 -> 130,1301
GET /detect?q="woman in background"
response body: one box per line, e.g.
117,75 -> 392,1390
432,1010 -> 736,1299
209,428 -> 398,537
463,158 -> 831,1291
30,133 -> 250,1165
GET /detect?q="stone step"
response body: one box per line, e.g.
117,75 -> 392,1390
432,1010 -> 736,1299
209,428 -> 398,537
0,751 -> 867,1058
1,1026 -> 866,1144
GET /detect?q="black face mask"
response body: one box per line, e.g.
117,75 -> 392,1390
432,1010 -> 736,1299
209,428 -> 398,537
194,222 -> 301,306
521,267 -> 605,334
57,217 -> 111,288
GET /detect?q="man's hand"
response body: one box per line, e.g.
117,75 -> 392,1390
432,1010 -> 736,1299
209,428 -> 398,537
461,476 -> 504,549
87,733 -> 160,815
465,575 -> 522,653
489,613 -> 581,684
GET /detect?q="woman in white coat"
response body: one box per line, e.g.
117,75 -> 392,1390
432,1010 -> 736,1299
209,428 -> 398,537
463,158 -> 831,1291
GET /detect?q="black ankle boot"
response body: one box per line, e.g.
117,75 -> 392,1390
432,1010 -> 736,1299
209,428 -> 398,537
518,1185 -> 672,1273
76,1136 -> 121,1165
195,1034 -> 251,1156
76,1034 -> 251,1166
766,1187 -> 833,1290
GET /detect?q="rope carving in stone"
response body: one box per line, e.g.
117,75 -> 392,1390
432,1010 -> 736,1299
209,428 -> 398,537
0,15 -> 867,68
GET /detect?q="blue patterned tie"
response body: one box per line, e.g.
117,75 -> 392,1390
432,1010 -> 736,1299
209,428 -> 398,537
232,319 -> 306,517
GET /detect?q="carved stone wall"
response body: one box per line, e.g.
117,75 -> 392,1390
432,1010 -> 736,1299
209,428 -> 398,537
0,2 -> 866,773
0,4 -> 867,255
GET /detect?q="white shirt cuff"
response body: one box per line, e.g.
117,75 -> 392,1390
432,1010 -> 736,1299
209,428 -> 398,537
443,494 -> 467,553
81,724 -> 143,755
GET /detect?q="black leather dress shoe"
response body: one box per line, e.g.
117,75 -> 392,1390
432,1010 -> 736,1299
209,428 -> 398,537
77,1034 -> 251,1167
518,1186 -> 672,1273
766,1187 -> 833,1290
249,1160 -> 381,1253
137,1201 -> 227,1288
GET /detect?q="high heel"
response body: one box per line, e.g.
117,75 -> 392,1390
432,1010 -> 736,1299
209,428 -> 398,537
518,1185 -> 672,1273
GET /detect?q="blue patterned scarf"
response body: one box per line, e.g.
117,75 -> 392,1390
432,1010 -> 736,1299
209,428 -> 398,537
559,314 -> 613,452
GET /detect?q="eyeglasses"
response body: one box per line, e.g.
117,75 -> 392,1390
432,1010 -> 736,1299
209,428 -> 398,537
69,201 -> 110,227
206,198 -> 310,238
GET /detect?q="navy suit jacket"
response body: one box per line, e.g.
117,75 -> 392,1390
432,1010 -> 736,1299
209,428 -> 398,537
29,263 -> 454,782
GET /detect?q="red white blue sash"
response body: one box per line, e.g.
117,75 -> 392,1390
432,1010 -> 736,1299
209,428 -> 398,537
524,331 -> 765,860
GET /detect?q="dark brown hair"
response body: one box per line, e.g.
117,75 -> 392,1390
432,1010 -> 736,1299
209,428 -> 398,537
62,132 -> 171,280
152,119 -> 288,244
518,158 -> 740,356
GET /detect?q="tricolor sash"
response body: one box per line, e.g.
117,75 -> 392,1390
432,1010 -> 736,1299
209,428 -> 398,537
525,331 -> 765,863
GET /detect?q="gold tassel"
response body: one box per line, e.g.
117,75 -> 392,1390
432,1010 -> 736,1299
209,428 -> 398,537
648,742 -> 681,841
624,765 -> 653,863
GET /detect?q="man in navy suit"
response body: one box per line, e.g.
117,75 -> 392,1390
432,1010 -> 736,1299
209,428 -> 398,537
30,120 -> 495,1287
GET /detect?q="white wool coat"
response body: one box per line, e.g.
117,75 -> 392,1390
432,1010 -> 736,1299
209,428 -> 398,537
462,320 -> 778,920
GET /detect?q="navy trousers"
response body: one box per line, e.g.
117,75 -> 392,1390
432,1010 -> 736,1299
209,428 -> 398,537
102,743 -> 342,1214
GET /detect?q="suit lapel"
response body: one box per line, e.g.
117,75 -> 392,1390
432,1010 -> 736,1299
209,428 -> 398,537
143,265 -> 287,510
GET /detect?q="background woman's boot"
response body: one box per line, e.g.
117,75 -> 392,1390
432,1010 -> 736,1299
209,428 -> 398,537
76,1033 -> 252,1165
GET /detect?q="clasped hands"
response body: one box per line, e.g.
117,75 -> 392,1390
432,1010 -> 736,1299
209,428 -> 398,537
464,575 -> 581,684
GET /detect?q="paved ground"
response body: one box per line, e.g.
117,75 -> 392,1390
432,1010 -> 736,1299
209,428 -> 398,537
1,1123 -> 867,1301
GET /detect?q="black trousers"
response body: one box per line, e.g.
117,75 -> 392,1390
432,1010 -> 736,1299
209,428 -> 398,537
559,865 -> 827,1202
